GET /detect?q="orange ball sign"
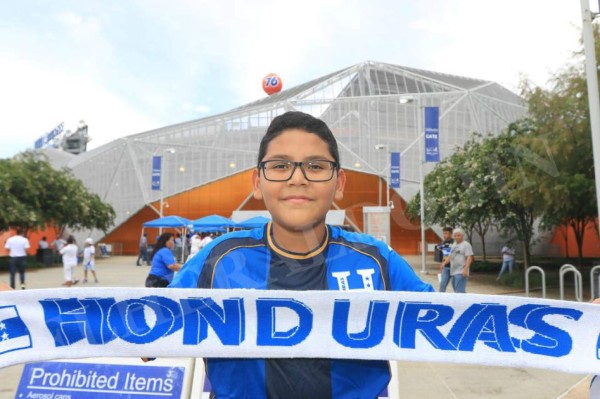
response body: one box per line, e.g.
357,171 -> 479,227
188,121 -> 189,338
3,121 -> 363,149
262,73 -> 283,95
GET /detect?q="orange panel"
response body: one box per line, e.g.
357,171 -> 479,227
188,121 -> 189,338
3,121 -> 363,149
0,228 -> 58,257
102,169 -> 440,255
103,170 -> 255,254
549,220 -> 600,258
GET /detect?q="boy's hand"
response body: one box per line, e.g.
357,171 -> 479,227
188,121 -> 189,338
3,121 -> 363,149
593,298 -> 600,305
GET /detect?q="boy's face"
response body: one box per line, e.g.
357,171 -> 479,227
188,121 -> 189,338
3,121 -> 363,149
442,231 -> 452,240
252,129 -> 346,232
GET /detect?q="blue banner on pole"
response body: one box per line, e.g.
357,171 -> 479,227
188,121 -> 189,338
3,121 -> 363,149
424,107 -> 440,163
390,152 -> 400,188
152,156 -> 162,191
17,361 -> 185,399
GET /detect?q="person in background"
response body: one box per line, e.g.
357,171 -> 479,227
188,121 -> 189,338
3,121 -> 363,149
52,236 -> 66,265
441,228 -> 473,293
497,241 -> 516,281
437,227 -> 454,292
4,228 -> 30,289
136,233 -> 150,266
59,236 -> 79,287
38,236 -> 49,249
199,232 -> 213,250
145,232 -> 181,288
188,232 -> 203,261
82,238 -> 99,283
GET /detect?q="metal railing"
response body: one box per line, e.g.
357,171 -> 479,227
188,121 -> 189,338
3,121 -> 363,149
591,265 -> 600,301
559,264 -> 583,302
525,266 -> 546,298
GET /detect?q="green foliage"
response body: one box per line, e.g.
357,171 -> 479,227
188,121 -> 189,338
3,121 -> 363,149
0,152 -> 116,234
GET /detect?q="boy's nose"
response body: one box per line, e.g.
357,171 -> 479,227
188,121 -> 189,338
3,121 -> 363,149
287,165 -> 308,185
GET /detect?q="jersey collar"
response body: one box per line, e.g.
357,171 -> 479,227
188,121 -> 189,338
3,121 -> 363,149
266,221 -> 329,260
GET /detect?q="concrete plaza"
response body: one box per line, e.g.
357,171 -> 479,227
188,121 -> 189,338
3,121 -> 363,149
0,255 -> 593,399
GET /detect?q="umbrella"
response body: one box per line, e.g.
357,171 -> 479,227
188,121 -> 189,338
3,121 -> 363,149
191,214 -> 237,229
143,215 -> 191,228
236,216 -> 271,229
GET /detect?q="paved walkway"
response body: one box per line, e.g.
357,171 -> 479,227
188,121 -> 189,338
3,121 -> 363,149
0,255 -> 592,398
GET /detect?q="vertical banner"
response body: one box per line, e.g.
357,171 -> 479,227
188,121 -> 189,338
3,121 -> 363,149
390,152 -> 400,188
424,106 -> 440,163
152,156 -> 162,191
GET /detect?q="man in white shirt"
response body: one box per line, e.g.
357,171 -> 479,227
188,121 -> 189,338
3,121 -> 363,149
38,237 -> 49,249
4,229 -> 30,289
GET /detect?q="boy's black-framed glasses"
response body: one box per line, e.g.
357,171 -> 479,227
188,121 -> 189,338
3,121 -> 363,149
258,160 -> 339,182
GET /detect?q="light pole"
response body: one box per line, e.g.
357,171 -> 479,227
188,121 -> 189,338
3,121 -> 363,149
396,96 -> 428,273
374,145 -> 391,208
156,148 -> 175,234
581,0 -> 600,238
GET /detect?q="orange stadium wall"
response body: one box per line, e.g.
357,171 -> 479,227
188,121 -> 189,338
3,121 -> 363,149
0,228 -> 58,257
550,221 -> 600,258
102,169 -> 440,255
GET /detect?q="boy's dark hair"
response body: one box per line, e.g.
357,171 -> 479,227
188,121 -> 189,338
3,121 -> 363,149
67,236 -> 75,244
443,227 -> 453,233
257,111 -> 340,165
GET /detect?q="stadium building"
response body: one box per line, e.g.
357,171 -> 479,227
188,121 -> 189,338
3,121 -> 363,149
47,61 -> 528,255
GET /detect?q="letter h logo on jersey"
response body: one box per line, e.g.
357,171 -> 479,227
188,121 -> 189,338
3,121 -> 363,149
332,269 -> 376,291
0,305 -> 32,356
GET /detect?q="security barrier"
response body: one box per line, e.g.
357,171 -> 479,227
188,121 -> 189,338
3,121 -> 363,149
591,265 -> 600,301
559,264 -> 583,302
525,266 -> 546,298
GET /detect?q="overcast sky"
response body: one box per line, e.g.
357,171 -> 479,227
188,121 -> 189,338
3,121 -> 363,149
0,0 -> 588,158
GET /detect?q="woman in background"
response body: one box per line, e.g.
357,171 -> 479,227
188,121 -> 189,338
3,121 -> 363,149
145,232 -> 181,287
59,236 -> 79,287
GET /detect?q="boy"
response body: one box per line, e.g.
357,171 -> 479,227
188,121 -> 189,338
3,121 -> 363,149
170,111 -> 434,398
437,226 -> 454,292
82,238 -> 99,283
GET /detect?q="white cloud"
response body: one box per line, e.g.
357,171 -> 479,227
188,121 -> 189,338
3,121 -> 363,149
409,0 -> 582,90
194,104 -> 211,113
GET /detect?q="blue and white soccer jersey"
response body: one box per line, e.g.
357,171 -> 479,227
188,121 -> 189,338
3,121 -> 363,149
170,223 -> 434,399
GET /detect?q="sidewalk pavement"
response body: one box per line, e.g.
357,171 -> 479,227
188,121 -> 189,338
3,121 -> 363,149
0,255 -> 592,399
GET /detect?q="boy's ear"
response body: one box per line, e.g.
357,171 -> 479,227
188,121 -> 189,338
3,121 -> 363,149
252,169 -> 263,200
334,169 -> 346,201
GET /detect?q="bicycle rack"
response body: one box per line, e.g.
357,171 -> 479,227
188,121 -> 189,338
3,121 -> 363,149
525,266 -> 546,298
591,265 -> 600,301
559,264 -> 583,302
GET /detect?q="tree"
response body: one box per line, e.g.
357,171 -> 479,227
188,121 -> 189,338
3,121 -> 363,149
0,152 -> 116,235
406,134 -> 500,262
517,34 -> 598,267
483,120 -> 545,269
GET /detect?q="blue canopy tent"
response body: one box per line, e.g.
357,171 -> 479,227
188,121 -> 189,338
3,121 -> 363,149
142,215 -> 191,261
143,215 -> 191,228
236,215 -> 271,229
191,215 -> 237,230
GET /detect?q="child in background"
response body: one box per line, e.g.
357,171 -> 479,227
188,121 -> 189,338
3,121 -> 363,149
82,238 -> 99,283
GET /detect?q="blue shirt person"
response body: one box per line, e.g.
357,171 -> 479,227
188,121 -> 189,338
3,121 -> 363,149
145,232 -> 181,288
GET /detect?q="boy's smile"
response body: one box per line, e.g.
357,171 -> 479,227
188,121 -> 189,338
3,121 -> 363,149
252,128 -> 346,238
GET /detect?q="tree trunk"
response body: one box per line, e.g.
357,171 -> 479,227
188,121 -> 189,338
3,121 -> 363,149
560,224 -> 569,258
570,219 -> 585,268
522,240 -> 531,269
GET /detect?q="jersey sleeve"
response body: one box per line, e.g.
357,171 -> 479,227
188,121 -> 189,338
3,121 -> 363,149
387,250 -> 435,292
169,245 -> 212,288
